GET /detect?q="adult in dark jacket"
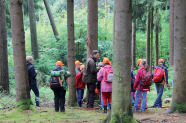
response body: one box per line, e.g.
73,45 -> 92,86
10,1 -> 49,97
26,56 -> 39,107
83,50 -> 100,108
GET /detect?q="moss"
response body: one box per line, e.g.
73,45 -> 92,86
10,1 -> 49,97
68,101 -> 78,107
173,103 -> 186,113
16,99 -> 36,111
110,116 -> 119,123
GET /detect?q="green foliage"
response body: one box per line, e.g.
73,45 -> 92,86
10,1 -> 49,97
174,103 -> 186,113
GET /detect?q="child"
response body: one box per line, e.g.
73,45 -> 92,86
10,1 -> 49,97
76,65 -> 86,107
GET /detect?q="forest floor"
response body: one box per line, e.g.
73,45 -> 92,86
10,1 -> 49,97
0,101 -> 186,123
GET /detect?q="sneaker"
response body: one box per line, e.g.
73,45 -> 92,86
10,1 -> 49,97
132,108 -> 138,112
151,105 -> 157,108
61,108 -> 65,112
139,109 -> 145,112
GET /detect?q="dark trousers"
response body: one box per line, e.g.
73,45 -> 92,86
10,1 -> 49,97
77,89 -> 84,107
87,83 -> 96,108
52,87 -> 66,111
30,85 -> 40,107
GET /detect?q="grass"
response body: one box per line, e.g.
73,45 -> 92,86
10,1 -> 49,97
0,107 -> 107,123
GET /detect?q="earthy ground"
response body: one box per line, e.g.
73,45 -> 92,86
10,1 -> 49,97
0,102 -> 186,123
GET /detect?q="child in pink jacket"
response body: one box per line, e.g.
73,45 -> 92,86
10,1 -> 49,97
97,58 -> 112,114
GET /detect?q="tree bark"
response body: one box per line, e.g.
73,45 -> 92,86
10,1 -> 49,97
9,0 -> 30,101
169,0 -> 174,66
67,0 -> 76,106
43,0 -> 60,41
146,7 -> 151,66
155,7 -> 159,66
86,0 -> 98,58
132,21 -> 136,70
28,0 -> 39,60
109,0 -> 135,122
165,0 -> 186,113
150,7 -> 154,72
0,0 -> 9,93
82,0 -> 84,9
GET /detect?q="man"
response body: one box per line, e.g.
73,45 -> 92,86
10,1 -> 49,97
152,59 -> 170,108
83,50 -> 100,108
49,61 -> 71,112
75,60 -> 82,73
26,56 -> 40,107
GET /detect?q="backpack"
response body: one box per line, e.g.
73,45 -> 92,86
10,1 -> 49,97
50,71 -> 63,89
140,69 -> 152,87
153,67 -> 164,83
104,67 -> 113,83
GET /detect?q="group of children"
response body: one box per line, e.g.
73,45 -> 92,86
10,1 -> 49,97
27,54 -> 169,113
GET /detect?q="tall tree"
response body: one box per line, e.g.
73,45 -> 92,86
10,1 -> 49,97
155,7 -> 159,66
166,0 -> 186,113
86,0 -> 98,57
43,0 -> 60,41
67,0 -> 76,106
150,7 -> 154,72
146,7 -> 151,66
9,0 -> 31,105
0,0 -> 9,93
109,0 -> 135,122
132,21 -> 136,70
169,0 -> 174,66
28,0 -> 39,60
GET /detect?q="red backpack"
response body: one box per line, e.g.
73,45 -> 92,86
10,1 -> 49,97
153,67 -> 164,83
140,69 -> 152,87
104,67 -> 113,83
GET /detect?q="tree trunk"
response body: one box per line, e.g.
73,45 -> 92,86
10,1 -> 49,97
67,0 -> 76,107
132,21 -> 136,70
28,0 -> 39,60
146,7 -> 151,66
9,0 -> 31,103
0,0 -> 9,93
82,0 -> 84,9
165,0 -> 186,113
155,7 -> 159,66
43,0 -> 60,41
86,0 -> 98,58
105,0 -> 108,40
150,7 -> 154,72
169,0 -> 174,66
109,0 -> 135,122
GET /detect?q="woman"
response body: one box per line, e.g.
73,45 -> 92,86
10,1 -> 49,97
97,58 -> 112,113
26,56 -> 39,107
133,59 -> 151,112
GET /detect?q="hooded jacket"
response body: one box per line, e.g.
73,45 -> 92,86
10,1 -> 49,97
133,66 -> 150,91
26,62 -> 37,86
97,65 -> 112,92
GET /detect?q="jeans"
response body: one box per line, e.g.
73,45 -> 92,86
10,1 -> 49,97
30,85 -> 40,107
87,83 -> 96,108
77,89 -> 84,107
153,84 -> 164,107
134,89 -> 147,110
52,87 -> 66,111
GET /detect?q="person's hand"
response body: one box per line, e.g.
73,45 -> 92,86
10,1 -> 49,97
167,84 -> 170,88
35,70 -> 38,73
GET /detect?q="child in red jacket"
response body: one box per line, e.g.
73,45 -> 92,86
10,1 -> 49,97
76,65 -> 86,107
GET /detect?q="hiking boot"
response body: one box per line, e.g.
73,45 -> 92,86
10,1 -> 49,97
103,105 -> 107,114
109,104 -> 111,110
60,108 -> 65,112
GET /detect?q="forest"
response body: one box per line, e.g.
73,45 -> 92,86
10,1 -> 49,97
0,0 -> 186,122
